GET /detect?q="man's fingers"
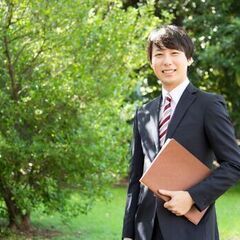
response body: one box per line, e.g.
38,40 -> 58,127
175,212 -> 182,216
164,202 -> 184,216
163,202 -> 169,208
165,207 -> 182,216
158,189 -> 174,197
164,201 -> 174,209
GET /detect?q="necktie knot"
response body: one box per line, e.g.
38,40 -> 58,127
165,94 -> 172,103
163,94 -> 172,112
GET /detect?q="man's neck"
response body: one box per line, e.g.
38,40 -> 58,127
162,79 -> 189,92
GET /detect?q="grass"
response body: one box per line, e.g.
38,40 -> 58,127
31,187 -> 126,240
216,183 -> 240,240
1,184 -> 240,239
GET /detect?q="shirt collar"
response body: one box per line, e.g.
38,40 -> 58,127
162,79 -> 190,104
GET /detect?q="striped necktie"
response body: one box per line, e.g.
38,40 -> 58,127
159,94 -> 172,146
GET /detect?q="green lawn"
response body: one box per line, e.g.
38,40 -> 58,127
216,183 -> 240,240
31,187 -> 126,240
1,184 -> 240,239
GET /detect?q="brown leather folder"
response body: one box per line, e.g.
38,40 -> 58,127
139,138 -> 211,225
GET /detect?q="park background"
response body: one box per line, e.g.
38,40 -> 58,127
0,0 -> 240,239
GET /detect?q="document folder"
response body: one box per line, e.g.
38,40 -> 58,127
140,138 -> 211,225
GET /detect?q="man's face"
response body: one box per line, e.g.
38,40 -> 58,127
151,44 -> 192,91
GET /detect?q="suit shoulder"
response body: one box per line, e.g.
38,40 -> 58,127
197,89 -> 224,103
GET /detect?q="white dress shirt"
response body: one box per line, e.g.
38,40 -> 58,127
160,79 -> 190,119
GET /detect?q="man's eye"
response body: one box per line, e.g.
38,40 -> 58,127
155,53 -> 163,56
172,52 -> 179,55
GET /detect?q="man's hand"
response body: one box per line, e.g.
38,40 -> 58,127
158,189 -> 194,216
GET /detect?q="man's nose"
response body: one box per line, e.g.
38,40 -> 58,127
162,55 -> 172,65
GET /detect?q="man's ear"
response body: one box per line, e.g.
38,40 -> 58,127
187,58 -> 194,66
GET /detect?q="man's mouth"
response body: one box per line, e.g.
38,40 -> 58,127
162,69 -> 176,73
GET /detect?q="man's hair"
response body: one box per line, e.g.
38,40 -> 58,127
147,25 -> 194,63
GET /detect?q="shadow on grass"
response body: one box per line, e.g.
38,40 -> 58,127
0,218 -> 61,240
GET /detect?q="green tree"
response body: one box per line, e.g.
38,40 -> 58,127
0,0 -> 166,232
183,0 -> 240,136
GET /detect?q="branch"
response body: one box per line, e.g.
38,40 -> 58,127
15,0 -> 31,23
9,31 -> 32,43
4,0 -> 14,28
13,42 -> 28,66
5,0 -> 30,26
21,40 -> 46,77
3,35 -> 18,100
2,1 -> 18,100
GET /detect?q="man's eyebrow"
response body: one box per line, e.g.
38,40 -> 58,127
155,48 -> 180,52
154,48 -> 164,52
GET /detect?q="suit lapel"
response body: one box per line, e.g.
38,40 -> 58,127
166,83 -> 198,139
151,96 -> 162,153
139,95 -> 162,158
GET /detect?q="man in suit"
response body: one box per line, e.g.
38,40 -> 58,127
122,25 -> 240,240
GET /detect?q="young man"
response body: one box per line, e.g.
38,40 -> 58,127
122,25 -> 240,240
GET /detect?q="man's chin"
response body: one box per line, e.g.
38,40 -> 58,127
160,79 -> 176,85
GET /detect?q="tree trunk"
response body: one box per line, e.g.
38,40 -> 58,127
19,214 -> 31,232
0,179 -> 32,232
6,198 -> 32,232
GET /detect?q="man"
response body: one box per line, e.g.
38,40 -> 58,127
122,25 -> 240,240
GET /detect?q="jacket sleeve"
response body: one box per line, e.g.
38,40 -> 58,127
122,109 -> 144,239
188,95 -> 240,211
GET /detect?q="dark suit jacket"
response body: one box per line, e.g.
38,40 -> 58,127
122,83 -> 240,240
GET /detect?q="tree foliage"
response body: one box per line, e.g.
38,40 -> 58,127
183,0 -> 240,135
0,0 -> 166,230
